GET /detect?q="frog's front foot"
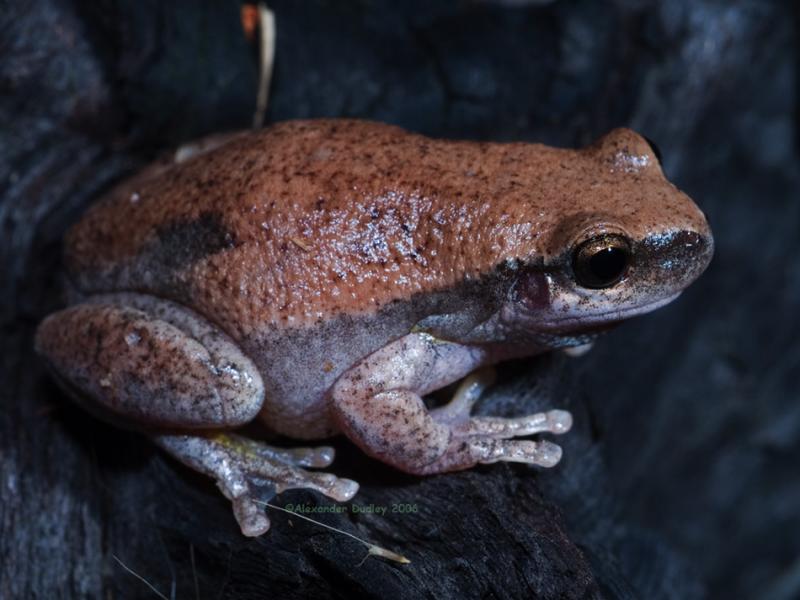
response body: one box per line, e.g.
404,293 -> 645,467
154,433 -> 359,536
426,369 -> 572,472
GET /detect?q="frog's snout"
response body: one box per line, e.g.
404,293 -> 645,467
638,227 -> 714,289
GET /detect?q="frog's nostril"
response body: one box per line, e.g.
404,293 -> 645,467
640,229 -> 714,280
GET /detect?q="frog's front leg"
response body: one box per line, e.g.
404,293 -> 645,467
35,293 -> 357,536
331,333 -> 572,475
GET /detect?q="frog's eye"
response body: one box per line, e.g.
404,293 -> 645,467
643,136 -> 663,163
572,234 -> 631,289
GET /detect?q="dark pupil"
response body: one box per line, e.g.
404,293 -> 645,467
588,247 -> 627,283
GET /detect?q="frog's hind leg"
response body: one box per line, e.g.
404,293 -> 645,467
35,294 -> 266,429
35,293 -> 357,536
154,433 -> 358,537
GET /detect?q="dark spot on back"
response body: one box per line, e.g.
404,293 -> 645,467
147,211 -> 238,271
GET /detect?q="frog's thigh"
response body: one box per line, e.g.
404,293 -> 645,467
35,297 -> 264,429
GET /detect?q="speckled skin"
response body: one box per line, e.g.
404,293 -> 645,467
34,119 -> 713,536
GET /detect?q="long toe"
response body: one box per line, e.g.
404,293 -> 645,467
462,408 -> 574,439
232,494 -> 271,537
473,438 -> 564,467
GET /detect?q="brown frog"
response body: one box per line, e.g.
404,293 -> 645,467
35,119 -> 714,536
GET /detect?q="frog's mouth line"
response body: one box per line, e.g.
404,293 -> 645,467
540,291 -> 683,333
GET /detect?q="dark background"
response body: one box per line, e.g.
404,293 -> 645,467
1,1 -> 798,599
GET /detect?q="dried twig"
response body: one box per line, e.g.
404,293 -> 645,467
112,555 -> 170,600
256,501 -> 411,565
252,3 -> 276,129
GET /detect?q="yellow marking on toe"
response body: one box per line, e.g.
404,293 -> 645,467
409,329 -> 450,345
208,433 -> 262,461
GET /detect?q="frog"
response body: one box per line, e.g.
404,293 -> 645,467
34,119 -> 714,536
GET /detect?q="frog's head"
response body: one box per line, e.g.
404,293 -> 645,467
503,128 -> 714,339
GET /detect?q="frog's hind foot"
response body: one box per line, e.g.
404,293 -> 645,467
154,433 -> 359,537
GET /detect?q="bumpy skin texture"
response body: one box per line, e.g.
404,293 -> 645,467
65,119 -> 708,331
35,119 -> 714,536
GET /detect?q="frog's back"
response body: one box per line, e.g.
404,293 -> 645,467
66,120 -> 549,338
65,118 -> 691,342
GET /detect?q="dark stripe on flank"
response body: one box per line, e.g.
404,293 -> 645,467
149,211 -> 238,271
